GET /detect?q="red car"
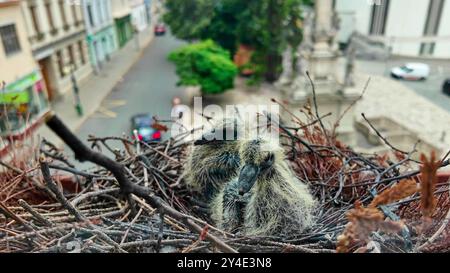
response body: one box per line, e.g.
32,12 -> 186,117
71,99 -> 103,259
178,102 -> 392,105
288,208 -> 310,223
154,24 -> 166,36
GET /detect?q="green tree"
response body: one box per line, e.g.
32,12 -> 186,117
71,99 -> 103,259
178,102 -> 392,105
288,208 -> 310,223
302,0 -> 315,7
285,0 -> 304,74
208,0 -> 304,83
200,0 -> 243,54
168,40 -> 238,94
164,0 -> 305,82
163,0 -> 216,41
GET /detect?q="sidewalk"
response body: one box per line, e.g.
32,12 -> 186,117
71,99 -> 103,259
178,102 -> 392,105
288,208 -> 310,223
37,30 -> 155,147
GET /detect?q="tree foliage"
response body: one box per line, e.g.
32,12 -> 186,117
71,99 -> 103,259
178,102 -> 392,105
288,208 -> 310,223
200,0 -> 243,54
163,0 -> 216,41
168,40 -> 238,94
164,0 -> 305,82
234,0 -> 304,82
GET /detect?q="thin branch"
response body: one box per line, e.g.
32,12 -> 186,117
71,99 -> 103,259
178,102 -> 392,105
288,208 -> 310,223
361,113 -> 408,155
45,114 -> 238,253
305,71 -> 330,144
332,77 -> 371,137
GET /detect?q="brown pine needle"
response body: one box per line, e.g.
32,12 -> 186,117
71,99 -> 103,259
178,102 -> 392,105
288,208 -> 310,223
337,201 -> 404,253
419,151 -> 440,219
369,179 -> 418,208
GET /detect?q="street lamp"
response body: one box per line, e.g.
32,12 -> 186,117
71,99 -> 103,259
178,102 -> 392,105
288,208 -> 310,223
64,64 -> 83,117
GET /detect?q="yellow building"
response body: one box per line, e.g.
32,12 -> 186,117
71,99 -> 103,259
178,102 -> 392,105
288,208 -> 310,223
20,0 -> 92,100
0,0 -> 50,139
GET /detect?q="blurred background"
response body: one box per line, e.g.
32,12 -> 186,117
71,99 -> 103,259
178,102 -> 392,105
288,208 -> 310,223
0,0 -> 449,168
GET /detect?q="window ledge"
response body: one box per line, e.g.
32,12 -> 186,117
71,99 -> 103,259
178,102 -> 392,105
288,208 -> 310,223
4,50 -> 22,58
50,28 -> 59,36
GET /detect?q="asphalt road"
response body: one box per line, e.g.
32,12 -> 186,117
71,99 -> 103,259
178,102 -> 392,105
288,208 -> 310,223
67,34 -> 185,168
356,58 -> 450,112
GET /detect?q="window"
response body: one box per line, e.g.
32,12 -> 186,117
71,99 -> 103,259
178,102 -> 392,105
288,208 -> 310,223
71,4 -> 78,25
29,5 -> 41,34
68,44 -> 76,68
0,24 -> 21,56
102,0 -> 109,22
59,0 -> 68,29
400,66 -> 413,73
56,50 -> 65,77
78,40 -> 86,65
420,0 -> 445,56
87,4 -> 95,27
97,0 -> 103,24
369,0 -> 390,35
45,1 -> 56,32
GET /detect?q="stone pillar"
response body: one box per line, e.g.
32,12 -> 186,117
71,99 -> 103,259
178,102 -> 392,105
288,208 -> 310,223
308,0 -> 338,87
281,0 -> 360,147
313,0 -> 332,54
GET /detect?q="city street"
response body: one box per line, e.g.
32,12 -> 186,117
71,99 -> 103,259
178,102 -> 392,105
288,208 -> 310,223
356,58 -> 450,112
65,34 -> 185,166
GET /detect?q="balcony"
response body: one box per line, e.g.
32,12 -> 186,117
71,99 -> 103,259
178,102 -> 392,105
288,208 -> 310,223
28,32 -> 46,43
50,28 -> 59,36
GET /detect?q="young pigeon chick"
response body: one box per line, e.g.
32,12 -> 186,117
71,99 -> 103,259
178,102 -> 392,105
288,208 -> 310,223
211,137 -> 316,236
184,118 -> 243,201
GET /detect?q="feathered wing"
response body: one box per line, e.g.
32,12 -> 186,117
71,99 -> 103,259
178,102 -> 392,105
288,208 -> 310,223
184,143 -> 240,200
244,159 -> 316,236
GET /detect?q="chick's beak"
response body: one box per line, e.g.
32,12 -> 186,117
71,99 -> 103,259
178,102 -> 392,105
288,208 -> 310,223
237,164 -> 260,195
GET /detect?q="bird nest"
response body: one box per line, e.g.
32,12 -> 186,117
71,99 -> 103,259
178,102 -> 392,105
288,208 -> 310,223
0,102 -> 449,253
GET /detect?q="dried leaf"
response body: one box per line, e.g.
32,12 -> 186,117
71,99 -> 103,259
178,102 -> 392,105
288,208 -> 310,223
336,200 -> 404,253
336,233 -> 351,253
151,122 -> 169,132
419,151 -> 440,218
376,154 -> 389,167
369,179 -> 418,208
394,151 -> 406,161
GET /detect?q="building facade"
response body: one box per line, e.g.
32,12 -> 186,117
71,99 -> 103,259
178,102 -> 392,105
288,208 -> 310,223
20,0 -> 92,101
145,0 -> 162,26
143,0 -> 152,25
82,0 -> 117,73
129,0 -> 148,32
335,0 -> 450,58
0,0 -> 50,138
111,0 -> 133,48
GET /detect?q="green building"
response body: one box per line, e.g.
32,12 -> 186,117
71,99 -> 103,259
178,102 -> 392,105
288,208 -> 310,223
86,26 -> 117,72
115,15 -> 133,48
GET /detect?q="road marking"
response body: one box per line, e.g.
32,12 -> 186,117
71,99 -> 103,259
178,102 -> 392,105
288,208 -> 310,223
104,100 -> 127,107
93,100 -> 127,118
96,107 -> 117,118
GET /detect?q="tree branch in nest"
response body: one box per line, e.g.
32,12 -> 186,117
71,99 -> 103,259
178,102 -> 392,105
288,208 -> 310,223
45,114 -> 238,253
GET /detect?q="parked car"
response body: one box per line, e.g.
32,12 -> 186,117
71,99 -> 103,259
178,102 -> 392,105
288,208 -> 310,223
443,78 -> 450,96
154,24 -> 166,36
130,114 -> 162,142
390,63 -> 430,80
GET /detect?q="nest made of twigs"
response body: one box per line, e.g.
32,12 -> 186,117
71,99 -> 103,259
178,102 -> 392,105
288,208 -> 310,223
1,103 -> 449,253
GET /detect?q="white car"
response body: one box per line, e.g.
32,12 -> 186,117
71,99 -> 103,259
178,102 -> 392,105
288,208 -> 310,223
390,63 -> 430,81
